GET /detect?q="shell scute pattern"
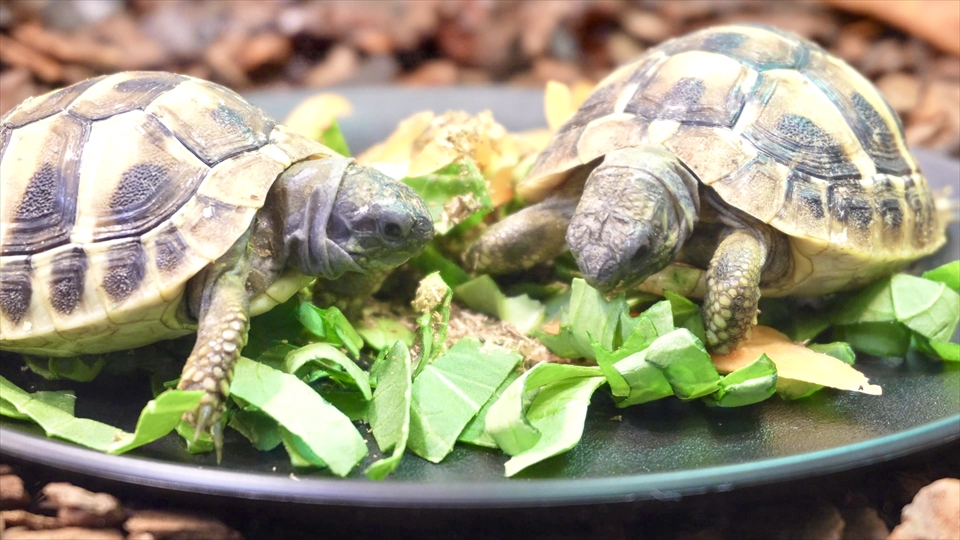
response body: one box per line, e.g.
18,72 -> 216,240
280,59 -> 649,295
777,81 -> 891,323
145,80 -> 274,166
0,113 -> 88,255
67,71 -> 185,121
72,110 -> 208,244
522,24 -> 943,266
0,72 -> 311,352
2,76 -> 104,128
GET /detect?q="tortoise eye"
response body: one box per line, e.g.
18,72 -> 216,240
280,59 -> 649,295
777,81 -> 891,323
382,221 -> 404,240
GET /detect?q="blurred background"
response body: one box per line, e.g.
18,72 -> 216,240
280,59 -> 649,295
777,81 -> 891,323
0,0 -> 958,156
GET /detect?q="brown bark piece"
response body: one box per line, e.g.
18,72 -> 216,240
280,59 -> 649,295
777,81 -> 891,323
0,474 -> 31,509
823,0 -> 960,55
304,44 -> 359,88
0,35 -> 64,83
40,483 -> 126,528
876,73 -> 922,114
1,527 -> 124,540
398,59 -> 459,86
0,509 -> 61,529
12,22 -> 123,70
123,509 -> 242,540
236,32 -> 292,73
888,478 -> 960,540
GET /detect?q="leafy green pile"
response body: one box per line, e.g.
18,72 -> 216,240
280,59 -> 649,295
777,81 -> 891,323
2,123 -> 958,480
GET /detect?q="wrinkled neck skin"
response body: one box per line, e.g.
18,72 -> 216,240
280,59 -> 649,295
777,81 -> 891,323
276,156 -> 363,280
566,145 -> 701,292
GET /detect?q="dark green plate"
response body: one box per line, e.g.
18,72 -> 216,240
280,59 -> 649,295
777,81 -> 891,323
1,88 -> 958,508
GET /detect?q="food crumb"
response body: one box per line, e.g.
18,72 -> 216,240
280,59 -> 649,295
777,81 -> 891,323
288,473 -> 300,482
610,415 -> 622,422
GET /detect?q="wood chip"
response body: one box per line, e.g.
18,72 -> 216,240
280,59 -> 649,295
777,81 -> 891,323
123,509 -> 242,540
888,478 -> 960,540
236,32 -> 292,73
0,474 -> 31,510
0,509 -> 60,530
40,483 -> 126,528
12,22 -> 123,69
1,527 -> 124,540
876,72 -> 922,114
398,59 -> 459,87
304,44 -> 359,88
0,35 -> 64,83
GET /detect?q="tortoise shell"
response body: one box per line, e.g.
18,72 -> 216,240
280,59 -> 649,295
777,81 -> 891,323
0,72 -> 332,354
521,24 -> 944,295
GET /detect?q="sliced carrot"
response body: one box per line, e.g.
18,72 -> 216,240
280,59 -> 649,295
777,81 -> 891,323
282,93 -> 353,141
711,326 -> 882,395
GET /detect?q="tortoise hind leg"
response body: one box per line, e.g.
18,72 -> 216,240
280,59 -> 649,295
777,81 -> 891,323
702,229 -> 766,354
178,229 -> 254,462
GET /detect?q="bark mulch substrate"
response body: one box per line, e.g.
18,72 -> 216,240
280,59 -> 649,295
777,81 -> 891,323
0,0 -> 958,156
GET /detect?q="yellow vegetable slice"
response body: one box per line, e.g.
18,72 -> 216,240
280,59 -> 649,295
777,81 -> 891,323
544,81 -> 574,131
711,326 -> 882,395
282,93 -> 353,141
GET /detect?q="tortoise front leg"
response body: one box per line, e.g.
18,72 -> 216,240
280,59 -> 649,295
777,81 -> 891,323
178,231 -> 253,461
702,229 -> 767,354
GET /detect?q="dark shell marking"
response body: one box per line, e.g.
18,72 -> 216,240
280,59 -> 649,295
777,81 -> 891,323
101,241 -> 147,303
1,76 -> 104,129
69,72 -> 184,121
151,224 -> 188,273
49,246 -> 87,315
0,258 -> 32,324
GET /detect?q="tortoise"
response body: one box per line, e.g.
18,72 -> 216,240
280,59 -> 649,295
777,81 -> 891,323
0,71 -> 434,453
468,24 -> 945,353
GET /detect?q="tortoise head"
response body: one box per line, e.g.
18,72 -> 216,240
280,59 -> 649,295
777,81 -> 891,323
281,157 -> 433,280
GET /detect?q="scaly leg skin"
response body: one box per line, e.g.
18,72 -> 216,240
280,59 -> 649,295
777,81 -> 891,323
178,234 -> 253,462
702,229 -> 768,354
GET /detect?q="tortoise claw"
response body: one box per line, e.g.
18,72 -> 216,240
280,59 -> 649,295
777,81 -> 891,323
193,404 -> 214,443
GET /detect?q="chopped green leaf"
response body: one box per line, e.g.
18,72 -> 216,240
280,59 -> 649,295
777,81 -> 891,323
297,303 -> 364,358
407,338 -> 521,463
403,160 -> 492,235
279,426 -> 325,468
832,278 -> 898,326
459,370 -> 521,448
592,300 -> 673,401
0,376 -> 121,451
537,279 -> 632,360
230,357 -> 366,476
644,329 -> 721,400
0,390 -> 76,420
503,375 -> 606,477
833,321 -> 912,357
455,275 -> 545,335
254,343 -> 299,371
708,354 -> 777,408
366,340 -> 413,480
808,342 -> 856,365
409,245 -> 472,288
412,272 -> 453,376
611,351 -> 674,406
23,356 -> 105,382
891,274 -> 960,343
664,291 -> 707,344
485,363 -> 603,455
320,119 -> 351,157
107,390 -> 206,454
175,420 -> 214,454
357,318 -> 415,351
317,387 -> 371,422
245,297 -> 302,358
283,343 -> 372,399
228,409 -> 282,451
923,261 -> 960,291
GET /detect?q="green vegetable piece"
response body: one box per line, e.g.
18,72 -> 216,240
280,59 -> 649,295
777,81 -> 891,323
412,272 -> 453,377
459,370 -> 521,448
357,318 -> 415,351
708,354 -> 778,408
23,356 -> 105,382
537,279 -> 632,360
485,363 -> 603,455
613,351 -> 674,406
926,340 -> 960,361
245,297 -> 302,358
403,160 -> 492,235
455,275 -> 545,335
503,375 -> 606,477
407,338 -> 521,463
0,390 -> 76,420
228,409 -> 282,451
254,343 -> 299,371
279,426 -> 325,468
833,321 -> 912,357
891,274 -> 960,343
107,390 -> 206,454
923,261 -> 960,291
317,388 -> 370,422
320,119 -> 351,157
175,420 -> 214,454
297,303 -> 364,358
409,245 -> 473,288
664,291 -> 707,344
644,329 -> 721,400
0,376 -> 122,451
283,343 -> 372,399
833,278 -> 898,325
230,357 -> 366,476
365,340 -> 413,480
808,342 -> 856,365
